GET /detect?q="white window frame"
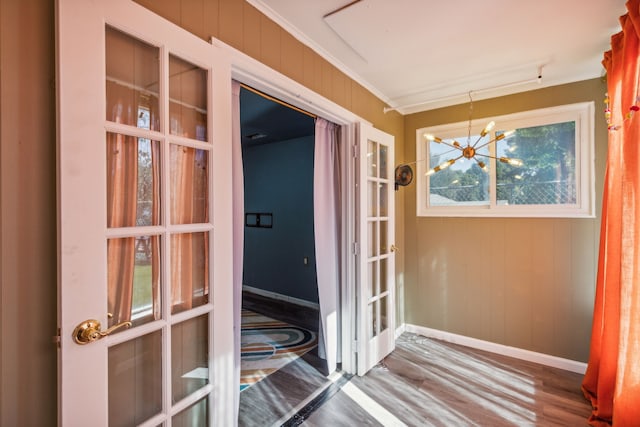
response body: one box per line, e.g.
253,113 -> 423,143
416,102 -> 595,218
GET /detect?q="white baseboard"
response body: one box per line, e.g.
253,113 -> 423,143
395,323 -> 406,339
404,324 -> 587,374
243,285 -> 320,310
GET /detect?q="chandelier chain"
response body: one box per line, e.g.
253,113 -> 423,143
467,91 -> 474,144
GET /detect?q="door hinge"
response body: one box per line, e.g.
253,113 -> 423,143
52,328 -> 61,349
352,340 -> 358,353
352,242 -> 359,255
352,144 -> 358,158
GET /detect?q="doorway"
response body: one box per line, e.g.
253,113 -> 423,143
237,86 -> 333,426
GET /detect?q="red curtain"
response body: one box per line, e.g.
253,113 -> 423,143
582,1 -> 640,425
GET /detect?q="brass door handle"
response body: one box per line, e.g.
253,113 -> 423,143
390,244 -> 399,253
72,318 -> 132,345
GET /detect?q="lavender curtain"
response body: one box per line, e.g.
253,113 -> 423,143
231,80 -> 244,420
314,118 -> 341,374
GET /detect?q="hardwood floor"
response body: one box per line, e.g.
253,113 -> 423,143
238,292 -> 592,426
304,333 -> 592,426
239,291 -> 329,427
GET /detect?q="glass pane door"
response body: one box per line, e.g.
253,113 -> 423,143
357,124 -> 396,376
105,26 -> 213,425
57,2 -> 234,424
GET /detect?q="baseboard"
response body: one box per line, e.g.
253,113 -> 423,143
243,285 -> 320,310
405,324 -> 587,374
395,323 -> 406,339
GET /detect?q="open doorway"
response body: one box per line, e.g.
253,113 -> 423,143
237,85 -> 333,426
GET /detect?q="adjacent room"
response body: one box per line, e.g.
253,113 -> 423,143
238,85 -> 332,425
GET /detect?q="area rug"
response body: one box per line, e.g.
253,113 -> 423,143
240,309 -> 317,392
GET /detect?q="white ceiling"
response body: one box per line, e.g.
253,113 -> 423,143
249,0 -> 626,114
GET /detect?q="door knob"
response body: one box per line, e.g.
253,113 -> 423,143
72,318 -> 132,345
390,244 -> 399,253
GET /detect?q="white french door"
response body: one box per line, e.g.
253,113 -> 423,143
356,123 -> 396,376
57,1 -> 234,425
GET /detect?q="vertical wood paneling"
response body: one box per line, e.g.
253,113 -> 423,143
487,218 -> 507,343
302,46 -> 322,94
203,0 -> 220,40
1,0 -> 57,425
135,0 -> 180,26
242,3 -> 261,62
503,220 -> 534,350
280,31 -> 303,84
259,15 -> 281,71
320,61 -> 334,103
445,218 -> 470,335
552,219 -> 575,357
530,220 -> 556,355
180,0 -> 206,40
465,220 -> 493,341
331,69 -> 349,110
218,0 -> 243,50
570,219 -> 597,361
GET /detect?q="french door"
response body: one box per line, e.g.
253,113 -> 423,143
57,1 -> 234,425
356,123 -> 396,375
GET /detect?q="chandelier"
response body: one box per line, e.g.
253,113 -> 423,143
423,93 -> 522,176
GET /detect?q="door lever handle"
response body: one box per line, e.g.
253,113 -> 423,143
390,244 -> 399,253
72,318 -> 132,345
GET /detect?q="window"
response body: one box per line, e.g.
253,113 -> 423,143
416,102 -> 595,217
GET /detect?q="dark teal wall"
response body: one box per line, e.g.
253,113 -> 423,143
242,135 -> 318,303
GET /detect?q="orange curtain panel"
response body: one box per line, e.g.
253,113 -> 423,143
582,1 -> 640,425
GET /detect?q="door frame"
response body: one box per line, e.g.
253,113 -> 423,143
220,38 -> 369,375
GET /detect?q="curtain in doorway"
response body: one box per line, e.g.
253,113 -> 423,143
314,118 -> 341,373
582,1 -> 640,425
231,80 -> 244,421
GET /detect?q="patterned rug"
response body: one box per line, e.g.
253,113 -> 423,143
241,309 -> 317,391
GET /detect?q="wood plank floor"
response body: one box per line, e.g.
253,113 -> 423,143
239,291 -> 329,427
238,292 -> 592,426
304,333 -> 592,426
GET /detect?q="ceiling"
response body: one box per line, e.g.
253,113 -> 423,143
240,86 -> 315,146
248,0 -> 626,114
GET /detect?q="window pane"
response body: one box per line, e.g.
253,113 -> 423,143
369,301 -> 377,339
380,257 -> 388,294
367,140 -> 378,177
379,144 -> 388,179
171,232 -> 209,314
496,122 -> 576,205
107,133 -> 161,228
380,295 -> 388,333
428,135 -> 490,206
172,397 -> 208,427
379,220 -> 388,255
379,182 -> 388,217
105,26 -> 159,130
107,236 -> 161,329
109,331 -> 162,427
417,103 -> 593,217
367,180 -> 378,217
170,145 -> 209,224
368,221 -> 377,258
172,315 -> 209,403
368,261 -> 376,300
169,55 -> 207,140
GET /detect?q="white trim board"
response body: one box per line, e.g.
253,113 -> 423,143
404,324 -> 587,375
243,285 -> 320,310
